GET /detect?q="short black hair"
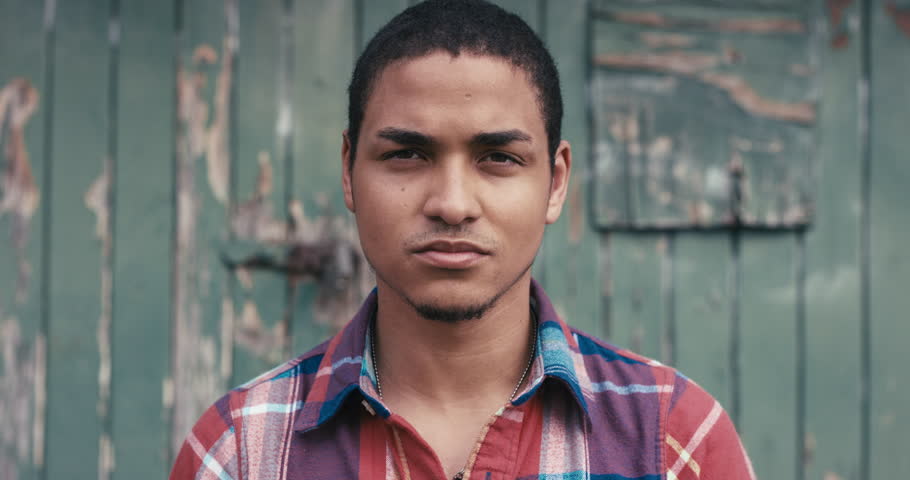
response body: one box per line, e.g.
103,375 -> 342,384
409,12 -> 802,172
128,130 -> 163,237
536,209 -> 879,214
347,0 -> 563,166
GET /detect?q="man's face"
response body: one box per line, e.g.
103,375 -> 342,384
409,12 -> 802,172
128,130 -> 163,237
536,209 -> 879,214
342,52 -> 570,321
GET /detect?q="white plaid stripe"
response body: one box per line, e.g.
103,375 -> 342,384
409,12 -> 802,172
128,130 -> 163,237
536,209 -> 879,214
667,400 -> 723,478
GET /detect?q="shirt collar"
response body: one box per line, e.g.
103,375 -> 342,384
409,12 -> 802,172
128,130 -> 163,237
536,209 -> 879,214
293,279 -> 590,433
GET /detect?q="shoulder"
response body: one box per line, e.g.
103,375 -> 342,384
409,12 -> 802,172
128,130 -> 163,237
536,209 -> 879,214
661,375 -> 755,479
168,339 -> 332,479
569,326 -> 678,388
569,328 -> 753,479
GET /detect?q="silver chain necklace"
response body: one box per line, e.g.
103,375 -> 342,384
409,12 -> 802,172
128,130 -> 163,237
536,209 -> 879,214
369,315 -> 538,402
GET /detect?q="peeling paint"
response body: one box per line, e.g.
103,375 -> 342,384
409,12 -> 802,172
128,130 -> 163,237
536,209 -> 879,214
700,72 -> 816,123
161,376 -> 174,410
219,294 -> 234,383
609,11 -> 806,33
234,300 -> 287,364
827,0 -> 855,47
231,152 -> 285,243
98,433 -> 115,480
886,2 -> 910,39
597,52 -> 720,75
0,316 -> 42,476
206,38 -> 232,205
595,54 -> 815,124
228,157 -> 372,332
639,32 -> 696,49
0,78 -> 41,303
84,157 -> 113,420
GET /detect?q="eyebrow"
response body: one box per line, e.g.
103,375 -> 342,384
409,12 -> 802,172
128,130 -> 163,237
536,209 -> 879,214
376,127 -> 533,148
377,127 -> 435,147
471,129 -> 532,147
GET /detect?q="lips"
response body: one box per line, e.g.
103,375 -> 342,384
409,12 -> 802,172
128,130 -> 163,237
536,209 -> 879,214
412,240 -> 490,269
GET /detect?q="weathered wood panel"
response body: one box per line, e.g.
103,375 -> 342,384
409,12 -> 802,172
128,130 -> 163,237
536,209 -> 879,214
110,1 -> 175,477
607,235 -> 668,360
0,1 -> 48,478
171,0 -> 235,454
740,234 -> 798,480
590,2 -> 815,229
289,0 -> 367,355
540,0 -> 606,339
229,0 -> 291,387
44,1 -> 112,478
804,0 -> 863,478
673,234 -> 733,409
869,0 -> 910,476
1,1 -> 909,479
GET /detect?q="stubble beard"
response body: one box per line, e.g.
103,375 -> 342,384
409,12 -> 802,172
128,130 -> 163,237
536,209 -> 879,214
371,259 -> 536,324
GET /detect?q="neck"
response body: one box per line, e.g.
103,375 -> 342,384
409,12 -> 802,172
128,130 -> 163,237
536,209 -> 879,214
373,276 -> 536,411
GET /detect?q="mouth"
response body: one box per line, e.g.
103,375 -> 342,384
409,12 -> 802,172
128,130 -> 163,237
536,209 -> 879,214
412,240 -> 491,269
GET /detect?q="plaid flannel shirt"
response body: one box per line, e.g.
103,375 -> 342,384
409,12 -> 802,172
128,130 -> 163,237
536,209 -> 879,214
170,280 -> 755,479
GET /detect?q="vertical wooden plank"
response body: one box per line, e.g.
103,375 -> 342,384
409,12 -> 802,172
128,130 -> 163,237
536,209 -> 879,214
607,235 -> 667,360
803,0 -> 862,477
290,0 -> 359,354
869,0 -> 910,476
540,0 -> 605,339
739,234 -> 797,480
43,1 -> 112,478
229,0 -> 289,386
674,234 -> 732,409
171,0 -> 234,454
0,1 -> 48,478
110,1 -> 175,478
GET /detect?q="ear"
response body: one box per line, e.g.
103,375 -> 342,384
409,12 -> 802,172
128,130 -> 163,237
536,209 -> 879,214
342,130 -> 355,212
545,140 -> 572,224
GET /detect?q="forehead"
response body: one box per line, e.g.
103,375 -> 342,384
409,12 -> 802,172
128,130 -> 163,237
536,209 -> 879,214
361,52 -> 545,138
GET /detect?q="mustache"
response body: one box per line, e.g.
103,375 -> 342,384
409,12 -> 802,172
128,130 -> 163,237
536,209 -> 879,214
401,227 -> 498,252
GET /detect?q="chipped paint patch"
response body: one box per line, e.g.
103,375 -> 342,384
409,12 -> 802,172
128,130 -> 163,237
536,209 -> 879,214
827,0 -> 855,47
0,79 -> 41,303
234,301 -> 287,364
84,157 -> 113,420
171,0 -> 241,454
0,316 -> 42,475
639,32 -> 696,49
231,152 -> 285,243
610,11 -> 805,33
98,433 -> 115,480
595,54 -> 815,124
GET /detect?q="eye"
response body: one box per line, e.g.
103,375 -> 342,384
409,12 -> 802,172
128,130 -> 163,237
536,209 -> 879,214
382,149 -> 423,161
479,152 -> 522,166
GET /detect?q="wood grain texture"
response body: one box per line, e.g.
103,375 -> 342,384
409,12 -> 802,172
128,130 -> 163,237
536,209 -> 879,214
674,234 -> 733,409
229,0 -> 290,387
290,0 -> 363,355
590,3 -> 815,229
539,0 -> 606,338
803,0 -> 863,478
44,1 -> 112,478
607,235 -> 668,360
740,234 -> 798,480
110,1 -> 175,478
0,1 -> 48,479
869,0 -> 910,475
171,0 -> 235,454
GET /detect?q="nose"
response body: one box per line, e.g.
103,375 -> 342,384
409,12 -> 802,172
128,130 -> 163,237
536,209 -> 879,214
421,160 -> 481,225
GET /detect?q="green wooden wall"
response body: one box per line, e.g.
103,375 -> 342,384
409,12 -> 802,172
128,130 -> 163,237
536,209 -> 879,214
0,1 -> 907,479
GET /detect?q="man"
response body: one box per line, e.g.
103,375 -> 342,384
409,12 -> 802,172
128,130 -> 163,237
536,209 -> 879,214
171,1 -> 755,479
